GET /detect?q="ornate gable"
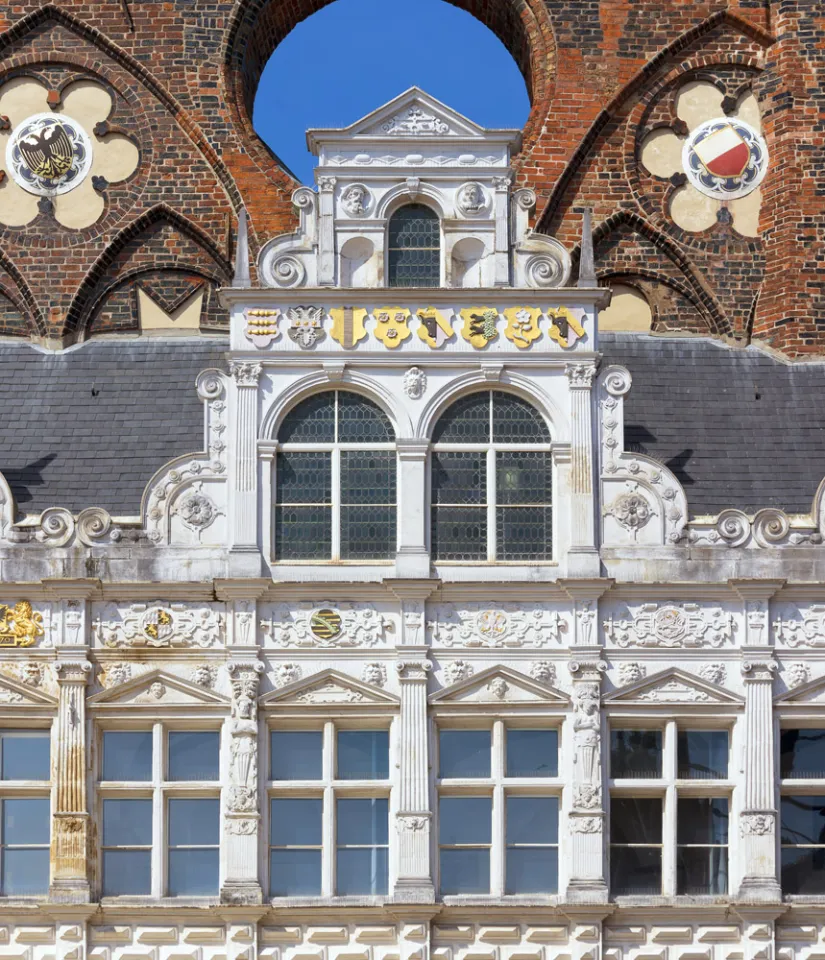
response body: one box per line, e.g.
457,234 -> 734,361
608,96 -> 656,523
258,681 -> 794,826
431,665 -> 568,706
604,667 -> 742,705
88,668 -> 230,708
260,669 -> 399,708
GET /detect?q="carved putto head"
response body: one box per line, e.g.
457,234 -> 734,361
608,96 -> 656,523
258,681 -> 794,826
361,662 -> 387,687
530,661 -> 557,686
786,661 -> 811,689
619,662 -> 646,686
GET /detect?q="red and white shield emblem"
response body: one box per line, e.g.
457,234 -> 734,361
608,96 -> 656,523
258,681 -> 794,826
682,117 -> 768,201
692,124 -> 750,178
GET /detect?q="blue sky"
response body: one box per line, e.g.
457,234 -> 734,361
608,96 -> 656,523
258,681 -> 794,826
253,0 -> 530,185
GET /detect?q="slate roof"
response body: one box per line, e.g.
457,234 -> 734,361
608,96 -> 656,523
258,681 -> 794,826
601,333 -> 825,517
0,337 -> 228,517
1,333 -> 824,521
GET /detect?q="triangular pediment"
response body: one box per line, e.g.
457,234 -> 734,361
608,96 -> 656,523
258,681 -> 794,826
88,668 -> 230,707
0,672 -> 56,706
604,668 -> 742,705
431,665 -> 569,705
776,673 -> 825,704
260,669 -> 399,707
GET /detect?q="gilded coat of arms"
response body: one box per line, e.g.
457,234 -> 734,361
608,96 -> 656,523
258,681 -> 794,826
547,306 -> 585,348
373,307 -> 411,348
287,306 -> 325,348
416,307 -> 454,348
460,307 -> 499,348
329,307 -> 368,348
0,601 -> 45,647
503,306 -> 542,348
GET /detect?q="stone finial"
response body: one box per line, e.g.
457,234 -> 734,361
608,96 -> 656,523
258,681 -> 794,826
233,206 -> 251,288
577,207 -> 597,288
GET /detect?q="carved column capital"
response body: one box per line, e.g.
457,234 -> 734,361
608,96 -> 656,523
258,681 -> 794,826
568,659 -> 607,682
566,361 -> 598,390
54,660 -> 92,684
230,361 -> 262,386
741,659 -> 778,682
396,659 -> 432,682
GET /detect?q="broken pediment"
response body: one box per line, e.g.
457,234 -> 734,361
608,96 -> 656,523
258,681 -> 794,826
88,669 -> 230,708
260,669 -> 399,707
0,672 -> 56,707
604,667 -> 742,706
431,665 -> 568,705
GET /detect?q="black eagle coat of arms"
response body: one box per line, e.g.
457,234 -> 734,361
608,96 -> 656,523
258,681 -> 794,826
18,122 -> 75,181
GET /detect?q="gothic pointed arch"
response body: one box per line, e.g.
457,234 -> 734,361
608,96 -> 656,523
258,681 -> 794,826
0,249 -> 44,337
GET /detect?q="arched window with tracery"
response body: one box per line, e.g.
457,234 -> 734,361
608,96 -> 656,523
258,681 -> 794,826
430,391 -> 552,562
387,203 -> 441,287
275,391 -> 397,561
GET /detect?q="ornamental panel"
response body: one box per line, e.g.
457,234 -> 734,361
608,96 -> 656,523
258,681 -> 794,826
428,603 -> 567,648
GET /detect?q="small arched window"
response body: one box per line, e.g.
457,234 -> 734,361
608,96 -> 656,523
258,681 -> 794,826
431,391 -> 552,562
387,203 -> 440,287
275,391 -> 396,561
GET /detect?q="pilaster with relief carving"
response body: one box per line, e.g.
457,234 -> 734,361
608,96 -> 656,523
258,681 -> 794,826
229,362 -> 262,569
566,362 -> 599,573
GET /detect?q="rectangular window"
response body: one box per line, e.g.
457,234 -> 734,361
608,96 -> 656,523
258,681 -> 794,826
339,451 -> 397,561
336,797 -> 389,895
1,798 -> 49,895
495,451 -> 553,561
167,798 -> 219,896
271,730 -> 323,781
275,451 -> 332,560
611,730 -> 662,778
270,797 -> 322,896
431,451 -> 487,562
168,731 -> 220,781
505,796 -> 558,894
676,798 -> 728,894
781,795 -> 825,894
677,731 -> 729,780
781,730 -> 825,779
439,730 -> 491,778
102,798 -> 152,896
439,796 -> 491,895
506,729 -> 558,778
0,731 -> 50,781
610,797 -> 663,895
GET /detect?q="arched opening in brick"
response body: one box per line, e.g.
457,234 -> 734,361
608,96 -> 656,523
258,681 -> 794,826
224,0 -> 555,201
249,0 -> 532,184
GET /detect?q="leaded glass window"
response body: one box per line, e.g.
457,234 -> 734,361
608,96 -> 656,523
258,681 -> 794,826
387,204 -> 441,287
430,391 -> 552,562
275,391 -> 397,561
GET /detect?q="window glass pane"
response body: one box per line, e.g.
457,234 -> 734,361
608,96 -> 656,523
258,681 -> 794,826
677,798 -> 728,845
3,798 -> 49,845
337,798 -> 388,846
103,798 -> 152,846
496,452 -> 552,506
278,393 -> 335,443
336,847 -> 389,895
507,797 -> 558,846
506,846 -> 558,895
611,730 -> 662,778
168,849 -> 219,896
3,848 -> 49,895
271,798 -> 322,847
337,392 -> 395,443
431,451 -> 486,504
677,846 -> 728,895
492,392 -> 550,442
678,731 -> 728,779
168,798 -> 219,846
271,731 -> 322,780
270,849 -> 321,896
433,393 -> 490,444
507,729 -> 558,777
168,732 -> 219,781
782,846 -> 825,895
610,846 -> 662,895
102,850 -> 151,896
1,733 -> 50,780
275,504 -> 332,560
102,731 -> 152,782
781,729 -> 825,778
440,797 -> 492,845
440,849 -> 489,894
610,798 -> 662,844
340,451 -> 396,504
439,730 -> 491,778
276,452 -> 331,504
387,204 -> 440,288
337,731 -> 389,780
432,506 -> 487,562
496,505 -> 552,561
781,795 -> 825,845
340,505 -> 396,560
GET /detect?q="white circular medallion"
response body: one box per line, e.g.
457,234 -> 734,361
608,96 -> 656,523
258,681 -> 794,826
6,112 -> 93,197
681,117 -> 768,201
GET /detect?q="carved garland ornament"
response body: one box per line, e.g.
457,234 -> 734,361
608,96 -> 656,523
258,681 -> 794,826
775,606 -> 825,647
95,602 -> 223,648
262,604 -> 387,648
429,604 -> 565,648
603,603 -> 734,648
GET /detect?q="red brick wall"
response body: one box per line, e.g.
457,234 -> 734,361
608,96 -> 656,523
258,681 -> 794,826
0,1 -> 819,356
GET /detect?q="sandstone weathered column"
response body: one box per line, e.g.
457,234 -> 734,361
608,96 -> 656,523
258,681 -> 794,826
317,175 -> 336,285
566,361 -> 599,576
229,361 -> 262,575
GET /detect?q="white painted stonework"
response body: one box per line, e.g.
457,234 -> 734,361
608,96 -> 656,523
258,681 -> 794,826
0,91 -> 825,960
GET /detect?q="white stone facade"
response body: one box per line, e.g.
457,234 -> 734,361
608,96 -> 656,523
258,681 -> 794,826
1,90 -> 825,960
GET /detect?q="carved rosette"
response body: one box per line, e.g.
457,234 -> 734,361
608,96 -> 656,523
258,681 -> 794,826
740,811 -> 776,836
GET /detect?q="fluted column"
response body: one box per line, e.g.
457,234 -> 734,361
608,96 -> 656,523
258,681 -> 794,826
317,175 -> 336,285
394,657 -> 434,902
230,361 -> 262,573
493,175 -> 511,286
566,361 -> 599,576
51,658 -> 92,902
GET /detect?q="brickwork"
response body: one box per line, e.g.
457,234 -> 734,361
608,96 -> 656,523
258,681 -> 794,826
0,1 -> 821,354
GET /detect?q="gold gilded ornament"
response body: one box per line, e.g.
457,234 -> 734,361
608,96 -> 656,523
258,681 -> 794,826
503,306 -> 542,348
373,307 -> 411,348
311,609 -> 342,640
0,601 -> 44,647
460,307 -> 499,348
416,307 -> 454,348
547,306 -> 585,348
244,309 -> 280,348
330,307 -> 368,348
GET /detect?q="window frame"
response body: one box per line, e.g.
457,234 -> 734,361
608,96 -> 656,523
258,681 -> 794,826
272,390 -> 398,564
429,390 -> 555,565
96,720 -> 222,900
385,201 -> 443,288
